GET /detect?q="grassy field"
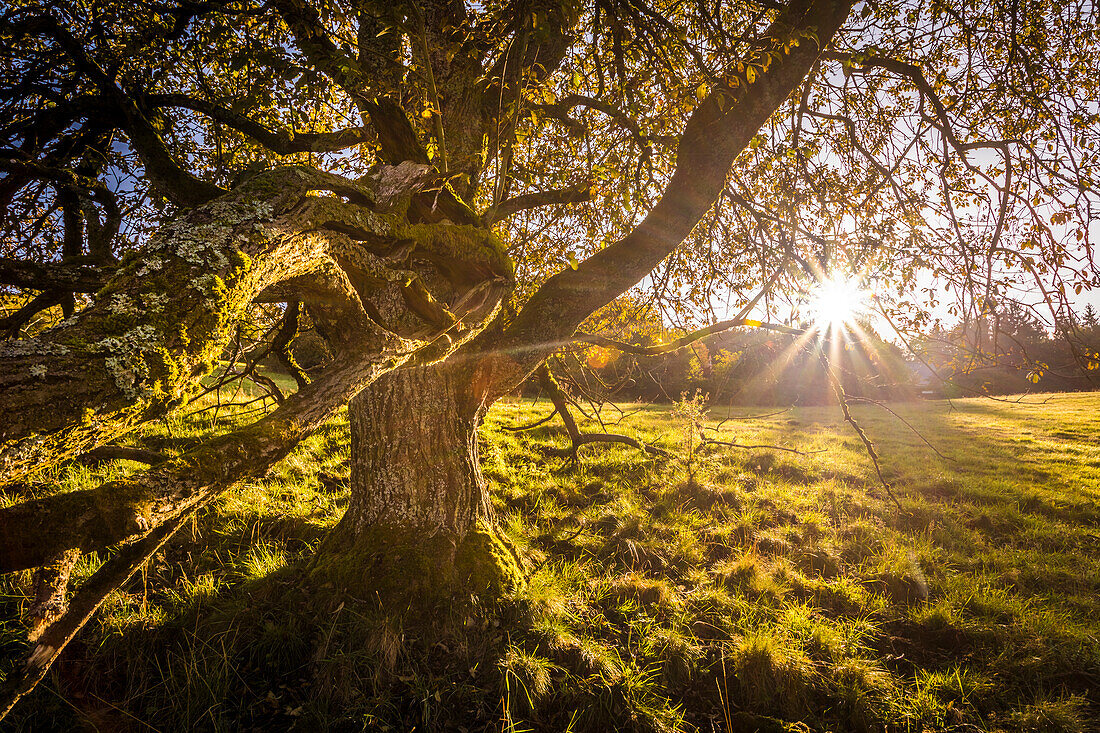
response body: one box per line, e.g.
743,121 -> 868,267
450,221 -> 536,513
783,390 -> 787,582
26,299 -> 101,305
2,389 -> 1099,731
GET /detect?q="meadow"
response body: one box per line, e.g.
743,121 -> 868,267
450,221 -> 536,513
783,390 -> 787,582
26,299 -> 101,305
2,388 -> 1098,732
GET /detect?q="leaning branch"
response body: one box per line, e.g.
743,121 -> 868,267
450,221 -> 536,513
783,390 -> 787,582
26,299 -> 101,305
0,257 -> 112,292
575,266 -> 787,356
469,0 -> 855,398
145,93 -> 376,154
819,352 -> 902,510
0,510 -> 192,721
536,363 -> 669,460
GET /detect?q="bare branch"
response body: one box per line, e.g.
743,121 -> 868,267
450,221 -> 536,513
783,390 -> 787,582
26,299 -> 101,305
145,93 -> 376,154
0,510 -> 192,721
483,181 -> 594,225
500,409 -> 559,432
0,257 -> 112,292
819,351 -> 901,510
536,362 -> 669,460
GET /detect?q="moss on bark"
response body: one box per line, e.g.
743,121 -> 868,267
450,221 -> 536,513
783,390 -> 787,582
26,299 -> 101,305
309,518 -> 522,618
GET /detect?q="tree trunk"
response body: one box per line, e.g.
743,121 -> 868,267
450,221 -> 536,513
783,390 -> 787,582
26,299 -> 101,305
0,162 -> 441,482
314,364 -> 521,612
343,365 -> 488,536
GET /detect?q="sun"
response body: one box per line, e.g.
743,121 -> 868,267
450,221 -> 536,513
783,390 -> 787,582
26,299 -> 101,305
809,274 -> 867,328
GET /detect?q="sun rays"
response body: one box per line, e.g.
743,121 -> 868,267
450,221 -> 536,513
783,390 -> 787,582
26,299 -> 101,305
809,274 -> 868,330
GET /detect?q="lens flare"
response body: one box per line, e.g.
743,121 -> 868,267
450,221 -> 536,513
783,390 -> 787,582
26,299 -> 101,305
810,275 -> 867,328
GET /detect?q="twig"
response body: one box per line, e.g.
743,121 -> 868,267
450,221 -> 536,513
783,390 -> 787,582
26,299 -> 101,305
501,409 -> 559,432
701,438 -> 823,455
845,396 -> 954,462
819,352 -> 902,510
536,362 -> 669,461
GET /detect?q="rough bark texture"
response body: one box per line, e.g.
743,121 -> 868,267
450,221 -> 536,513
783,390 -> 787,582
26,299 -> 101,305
318,0 -> 853,604
315,363 -> 522,610
341,365 -> 488,536
0,345 -> 406,574
0,161 -> 512,484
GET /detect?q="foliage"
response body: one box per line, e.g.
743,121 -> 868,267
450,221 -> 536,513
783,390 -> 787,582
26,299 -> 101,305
3,0 -> 1100,724
914,303 -> 1100,396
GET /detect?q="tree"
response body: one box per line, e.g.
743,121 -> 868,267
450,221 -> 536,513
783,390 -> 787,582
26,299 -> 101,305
1084,303 -> 1099,330
2,0 -> 1099,713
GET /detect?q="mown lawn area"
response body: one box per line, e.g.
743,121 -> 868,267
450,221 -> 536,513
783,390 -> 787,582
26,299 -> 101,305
2,390 -> 1098,731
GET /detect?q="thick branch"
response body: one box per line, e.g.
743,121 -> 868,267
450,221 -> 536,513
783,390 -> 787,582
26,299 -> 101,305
0,163 -> 461,482
463,0 -> 854,398
483,181 -> 594,225
145,93 -> 375,154
0,257 -> 112,292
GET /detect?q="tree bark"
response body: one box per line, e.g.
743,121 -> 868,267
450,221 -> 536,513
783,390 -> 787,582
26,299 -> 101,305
314,0 -> 854,604
342,365 -> 488,536
0,161 -> 514,484
314,363 -> 521,609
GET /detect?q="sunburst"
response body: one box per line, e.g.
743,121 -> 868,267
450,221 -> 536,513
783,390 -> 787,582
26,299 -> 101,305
809,274 -> 868,329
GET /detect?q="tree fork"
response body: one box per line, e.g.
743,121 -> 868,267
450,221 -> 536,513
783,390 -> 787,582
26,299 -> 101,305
0,161 -> 509,482
537,362 -> 668,460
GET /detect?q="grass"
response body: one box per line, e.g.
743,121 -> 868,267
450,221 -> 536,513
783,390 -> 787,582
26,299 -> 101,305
2,389 -> 1099,731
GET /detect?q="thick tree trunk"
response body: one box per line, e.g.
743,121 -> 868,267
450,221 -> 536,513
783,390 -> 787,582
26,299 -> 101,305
307,0 -> 853,617
314,364 -> 521,611
342,365 -> 488,536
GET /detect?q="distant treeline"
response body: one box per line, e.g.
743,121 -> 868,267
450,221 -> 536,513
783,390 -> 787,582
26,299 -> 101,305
556,303 -> 1100,405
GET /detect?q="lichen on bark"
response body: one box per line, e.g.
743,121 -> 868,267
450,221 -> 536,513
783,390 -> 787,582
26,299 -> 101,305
0,162 -> 513,484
